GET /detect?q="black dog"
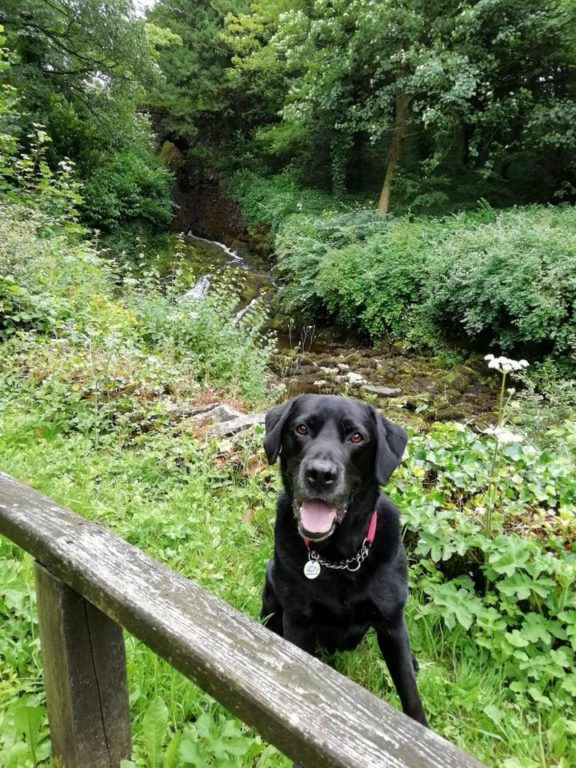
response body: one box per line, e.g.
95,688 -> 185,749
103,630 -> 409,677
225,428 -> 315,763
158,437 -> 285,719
261,394 -> 426,726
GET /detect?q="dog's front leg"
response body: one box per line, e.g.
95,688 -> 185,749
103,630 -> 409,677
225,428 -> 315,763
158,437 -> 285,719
261,561 -> 285,636
376,620 -> 427,726
283,612 -> 317,656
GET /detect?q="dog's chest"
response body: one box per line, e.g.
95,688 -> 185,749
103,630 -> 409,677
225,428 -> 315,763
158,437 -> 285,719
308,572 -> 378,622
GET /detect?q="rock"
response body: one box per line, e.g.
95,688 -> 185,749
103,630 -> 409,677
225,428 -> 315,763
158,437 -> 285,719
165,401 -> 217,420
441,370 -> 471,394
362,384 -> 402,397
433,406 -> 467,422
200,404 -> 243,423
176,401 -> 264,438
207,413 -> 265,438
296,364 -> 321,377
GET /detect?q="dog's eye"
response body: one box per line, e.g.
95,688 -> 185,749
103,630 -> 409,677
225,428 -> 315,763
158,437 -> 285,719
349,432 -> 364,444
295,424 -> 309,436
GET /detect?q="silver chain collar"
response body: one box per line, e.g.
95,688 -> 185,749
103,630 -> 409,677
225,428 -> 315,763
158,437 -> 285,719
308,538 -> 372,573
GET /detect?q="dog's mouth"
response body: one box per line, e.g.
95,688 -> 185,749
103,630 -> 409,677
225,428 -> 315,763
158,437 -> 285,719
295,499 -> 346,542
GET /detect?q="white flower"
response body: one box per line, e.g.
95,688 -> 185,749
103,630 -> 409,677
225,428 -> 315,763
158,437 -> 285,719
483,426 -> 524,444
484,354 -> 529,374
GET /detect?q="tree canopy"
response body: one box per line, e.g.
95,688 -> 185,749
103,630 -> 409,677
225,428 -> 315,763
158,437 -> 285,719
1,0 -> 575,218
138,0 -> 573,210
0,0 -> 172,232
221,0 -> 576,208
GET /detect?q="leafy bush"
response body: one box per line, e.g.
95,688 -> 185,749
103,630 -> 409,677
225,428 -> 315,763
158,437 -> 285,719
0,203 -> 112,333
425,206 -> 576,354
274,208 -> 396,318
82,143 -> 173,234
316,216 -> 446,340
227,169 -> 336,233
125,267 -> 275,406
391,419 -> 576,762
272,198 -> 576,361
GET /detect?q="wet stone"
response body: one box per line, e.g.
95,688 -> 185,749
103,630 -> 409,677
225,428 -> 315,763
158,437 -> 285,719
362,384 -> 402,397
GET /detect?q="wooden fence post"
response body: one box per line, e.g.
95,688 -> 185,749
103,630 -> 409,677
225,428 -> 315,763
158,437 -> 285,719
35,562 -> 131,768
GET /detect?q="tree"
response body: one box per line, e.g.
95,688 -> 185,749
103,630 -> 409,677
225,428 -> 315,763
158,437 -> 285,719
0,0 -> 172,233
229,0 -> 576,210
145,0 -> 238,146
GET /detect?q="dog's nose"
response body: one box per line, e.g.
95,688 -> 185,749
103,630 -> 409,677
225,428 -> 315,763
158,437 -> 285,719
305,460 -> 338,491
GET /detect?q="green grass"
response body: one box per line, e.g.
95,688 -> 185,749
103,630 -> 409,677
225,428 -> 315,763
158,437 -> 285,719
1,396 -> 574,768
0,404 -> 290,767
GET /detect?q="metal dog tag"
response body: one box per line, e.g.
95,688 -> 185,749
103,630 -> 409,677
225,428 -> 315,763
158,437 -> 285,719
304,559 -> 321,579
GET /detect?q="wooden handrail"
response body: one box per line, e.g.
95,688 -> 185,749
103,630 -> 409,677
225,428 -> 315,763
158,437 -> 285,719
0,471 -> 487,768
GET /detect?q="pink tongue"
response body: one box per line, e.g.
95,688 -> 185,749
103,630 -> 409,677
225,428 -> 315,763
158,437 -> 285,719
299,500 -> 337,534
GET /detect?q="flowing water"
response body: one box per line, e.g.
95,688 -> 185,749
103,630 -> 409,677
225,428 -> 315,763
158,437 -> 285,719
183,233 -> 497,427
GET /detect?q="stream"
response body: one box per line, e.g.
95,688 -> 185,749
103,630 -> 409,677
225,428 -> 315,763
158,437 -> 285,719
183,232 -> 497,428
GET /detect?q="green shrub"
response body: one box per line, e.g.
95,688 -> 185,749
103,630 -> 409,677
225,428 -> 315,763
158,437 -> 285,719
274,208 -> 395,318
425,206 -> 576,354
126,268 -> 275,406
0,203 -> 114,337
273,199 -> 576,359
227,169 -> 336,233
392,419 -> 576,759
316,217 -> 446,340
81,142 -> 173,234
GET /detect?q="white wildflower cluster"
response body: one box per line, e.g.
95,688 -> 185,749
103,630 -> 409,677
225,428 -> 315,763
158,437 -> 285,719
482,425 -> 524,444
484,354 -> 529,374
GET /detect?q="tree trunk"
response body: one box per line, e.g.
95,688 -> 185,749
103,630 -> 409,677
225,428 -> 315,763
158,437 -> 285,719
378,93 -> 412,213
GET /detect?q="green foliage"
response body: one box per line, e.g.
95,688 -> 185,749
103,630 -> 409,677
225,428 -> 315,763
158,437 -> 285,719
316,216 -> 448,341
391,419 -> 576,763
0,550 -> 50,768
146,0 -> 237,140
1,381 -> 575,765
0,126 -> 278,763
81,133 -> 173,232
273,206 -> 395,318
227,169 -> 336,233
425,206 -> 576,354
0,191 -> 574,765
221,0 -> 576,204
1,3 -> 172,233
122,706 -> 283,768
272,201 -> 576,360
0,199 -> 111,340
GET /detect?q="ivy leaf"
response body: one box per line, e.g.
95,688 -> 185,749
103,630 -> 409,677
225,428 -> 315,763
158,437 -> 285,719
520,614 -> 553,645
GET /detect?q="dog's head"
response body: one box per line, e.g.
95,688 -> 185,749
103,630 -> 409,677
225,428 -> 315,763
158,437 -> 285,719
264,394 -> 407,542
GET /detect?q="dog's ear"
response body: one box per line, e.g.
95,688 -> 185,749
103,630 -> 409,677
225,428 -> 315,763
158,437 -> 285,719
373,408 -> 408,485
264,398 -> 298,464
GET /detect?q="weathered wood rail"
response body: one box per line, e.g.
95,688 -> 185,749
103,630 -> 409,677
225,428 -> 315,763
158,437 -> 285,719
0,471 -> 487,768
